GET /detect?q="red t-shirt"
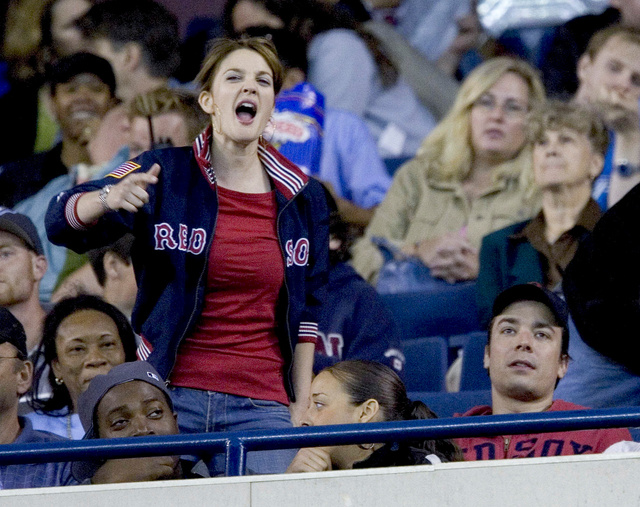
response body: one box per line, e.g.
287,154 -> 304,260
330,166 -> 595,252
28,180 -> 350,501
455,400 -> 631,460
169,185 -> 288,404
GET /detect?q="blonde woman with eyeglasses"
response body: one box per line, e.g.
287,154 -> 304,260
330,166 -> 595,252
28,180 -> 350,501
352,57 -> 545,286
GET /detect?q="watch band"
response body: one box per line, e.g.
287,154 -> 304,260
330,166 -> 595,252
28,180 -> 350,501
98,185 -> 113,213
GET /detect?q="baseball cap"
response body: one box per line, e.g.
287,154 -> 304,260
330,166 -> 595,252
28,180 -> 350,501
493,283 -> 572,357
492,283 -> 569,330
73,361 -> 172,482
78,361 -> 172,439
0,307 -> 27,358
48,52 -> 116,97
0,208 -> 43,256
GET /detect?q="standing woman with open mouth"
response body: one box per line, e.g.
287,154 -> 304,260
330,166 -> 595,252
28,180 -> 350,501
45,37 -> 330,475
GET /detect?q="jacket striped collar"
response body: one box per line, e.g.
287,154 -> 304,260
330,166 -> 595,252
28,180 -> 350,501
193,126 -> 309,200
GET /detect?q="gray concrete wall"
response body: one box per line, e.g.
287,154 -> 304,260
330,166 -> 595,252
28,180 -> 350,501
3,452 -> 640,507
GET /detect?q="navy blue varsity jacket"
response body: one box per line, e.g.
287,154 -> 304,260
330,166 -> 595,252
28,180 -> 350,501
45,127 -> 330,401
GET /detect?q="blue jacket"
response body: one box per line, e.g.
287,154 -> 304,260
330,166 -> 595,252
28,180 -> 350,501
314,262 -> 405,376
46,128 -> 330,400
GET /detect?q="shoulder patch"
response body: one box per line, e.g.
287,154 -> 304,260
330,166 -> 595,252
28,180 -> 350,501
108,161 -> 142,179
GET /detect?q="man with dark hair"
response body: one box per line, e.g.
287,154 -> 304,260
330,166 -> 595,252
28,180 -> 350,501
72,361 -> 208,484
0,308 -> 71,488
455,284 -> 630,461
76,0 -> 180,102
0,52 -> 117,208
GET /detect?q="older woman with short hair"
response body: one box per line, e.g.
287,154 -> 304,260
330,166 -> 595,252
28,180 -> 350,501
476,101 -> 608,326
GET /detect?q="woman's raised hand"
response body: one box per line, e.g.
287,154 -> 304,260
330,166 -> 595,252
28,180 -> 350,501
75,164 -> 161,225
106,163 -> 161,213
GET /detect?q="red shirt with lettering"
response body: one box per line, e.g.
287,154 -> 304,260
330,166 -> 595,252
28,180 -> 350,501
455,400 -> 631,460
170,185 -> 288,404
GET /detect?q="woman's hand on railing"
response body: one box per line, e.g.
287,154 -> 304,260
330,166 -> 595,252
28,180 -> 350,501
286,448 -> 333,473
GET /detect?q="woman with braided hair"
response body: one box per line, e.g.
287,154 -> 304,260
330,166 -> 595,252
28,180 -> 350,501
287,360 -> 463,472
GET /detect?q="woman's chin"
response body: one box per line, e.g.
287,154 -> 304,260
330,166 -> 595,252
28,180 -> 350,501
216,129 -> 262,146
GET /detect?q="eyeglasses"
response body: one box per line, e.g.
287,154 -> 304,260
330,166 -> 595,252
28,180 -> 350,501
473,95 -> 529,118
0,355 -> 23,361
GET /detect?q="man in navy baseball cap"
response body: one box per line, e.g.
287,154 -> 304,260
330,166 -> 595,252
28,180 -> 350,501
72,361 -> 208,484
455,283 -> 630,461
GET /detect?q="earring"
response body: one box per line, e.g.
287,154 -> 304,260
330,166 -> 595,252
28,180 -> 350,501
54,377 -> 64,386
263,116 -> 276,142
212,104 -> 222,135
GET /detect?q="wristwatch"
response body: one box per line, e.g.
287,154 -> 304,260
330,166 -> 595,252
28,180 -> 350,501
616,160 -> 640,178
98,185 -> 113,212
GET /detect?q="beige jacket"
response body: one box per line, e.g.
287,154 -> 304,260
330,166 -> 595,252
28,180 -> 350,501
351,157 -> 540,282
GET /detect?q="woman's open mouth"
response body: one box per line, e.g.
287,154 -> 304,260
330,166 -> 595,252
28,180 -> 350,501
235,101 -> 257,124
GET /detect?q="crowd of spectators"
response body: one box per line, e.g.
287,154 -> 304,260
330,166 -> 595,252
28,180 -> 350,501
0,0 -> 639,491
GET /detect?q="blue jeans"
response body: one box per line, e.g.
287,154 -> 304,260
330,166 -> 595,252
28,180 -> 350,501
169,386 -> 297,475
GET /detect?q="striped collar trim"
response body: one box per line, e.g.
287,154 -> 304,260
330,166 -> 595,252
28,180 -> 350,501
193,126 -> 215,187
193,126 -> 308,199
258,140 -> 308,199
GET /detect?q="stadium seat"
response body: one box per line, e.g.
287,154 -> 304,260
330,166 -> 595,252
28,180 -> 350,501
402,336 -> 448,392
458,331 -> 492,391
408,389 -> 492,418
380,283 -> 482,340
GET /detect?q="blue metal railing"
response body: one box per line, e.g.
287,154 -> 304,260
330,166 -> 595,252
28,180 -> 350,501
1,407 -> 639,477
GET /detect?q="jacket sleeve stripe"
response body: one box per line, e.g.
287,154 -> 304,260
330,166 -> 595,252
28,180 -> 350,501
298,321 -> 318,343
64,193 -> 89,230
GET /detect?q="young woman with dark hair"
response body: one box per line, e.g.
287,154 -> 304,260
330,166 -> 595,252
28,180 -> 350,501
287,360 -> 463,472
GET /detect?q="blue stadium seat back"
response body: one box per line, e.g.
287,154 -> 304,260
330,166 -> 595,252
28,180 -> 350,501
459,331 -> 492,391
402,336 -> 448,392
383,157 -> 411,176
407,390 -> 492,419
380,284 -> 482,340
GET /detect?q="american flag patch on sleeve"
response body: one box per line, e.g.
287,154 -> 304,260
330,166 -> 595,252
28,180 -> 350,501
108,161 -> 142,179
